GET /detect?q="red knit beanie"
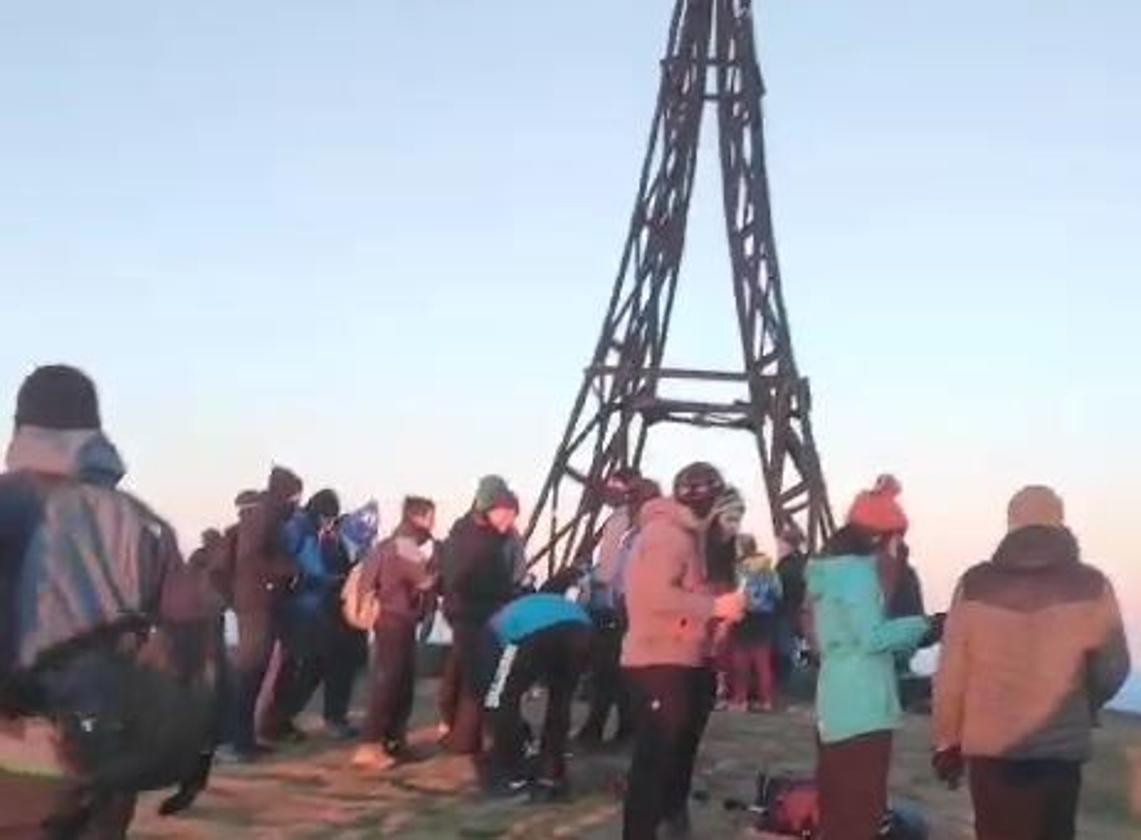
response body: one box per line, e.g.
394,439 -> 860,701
846,474 -> 909,535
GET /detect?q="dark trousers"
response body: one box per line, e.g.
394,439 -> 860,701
730,642 -> 774,705
264,622 -> 366,731
623,665 -> 716,840
483,624 -> 592,784
577,611 -> 632,741
817,730 -> 893,840
442,623 -> 487,755
969,758 -> 1082,840
438,644 -> 462,728
0,771 -> 136,839
364,621 -> 418,745
232,608 -> 279,752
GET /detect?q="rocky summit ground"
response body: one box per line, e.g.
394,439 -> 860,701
131,679 -> 1141,839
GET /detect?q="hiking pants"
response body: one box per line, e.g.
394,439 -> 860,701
482,623 -> 592,785
817,730 -> 893,840
441,622 -> 487,755
266,620 -> 366,731
577,609 -> 632,741
364,620 -> 418,745
969,758 -> 1082,840
731,641 -> 774,706
623,665 -> 716,840
232,608 -> 279,752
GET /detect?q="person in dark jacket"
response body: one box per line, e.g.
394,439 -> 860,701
933,486 -> 1130,840
351,496 -> 438,772
260,489 -> 353,743
475,593 -> 592,800
774,523 -> 808,688
439,475 -> 521,756
229,465 -> 302,761
0,365 -> 209,839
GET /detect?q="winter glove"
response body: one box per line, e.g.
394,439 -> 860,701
919,612 -> 946,648
931,746 -> 964,790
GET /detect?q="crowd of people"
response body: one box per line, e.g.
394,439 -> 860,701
0,365 -> 1132,840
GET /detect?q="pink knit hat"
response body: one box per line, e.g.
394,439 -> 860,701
847,474 -> 909,535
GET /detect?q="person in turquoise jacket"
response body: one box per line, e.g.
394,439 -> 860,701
806,475 -> 932,840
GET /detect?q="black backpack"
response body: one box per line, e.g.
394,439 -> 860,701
32,617 -> 219,821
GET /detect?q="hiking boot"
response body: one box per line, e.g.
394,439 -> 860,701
325,720 -> 360,741
261,722 -> 307,745
662,809 -> 693,838
383,738 -> 410,761
529,777 -> 569,804
350,744 -> 396,773
214,744 -> 269,765
484,776 -> 532,800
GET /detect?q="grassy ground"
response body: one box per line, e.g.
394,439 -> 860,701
131,680 -> 1141,838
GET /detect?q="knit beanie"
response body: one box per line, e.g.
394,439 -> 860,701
15,365 -> 101,430
305,488 -> 341,520
473,475 -> 513,513
847,474 -> 909,535
1007,485 -> 1064,532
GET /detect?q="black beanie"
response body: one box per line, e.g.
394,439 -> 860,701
15,365 -> 101,430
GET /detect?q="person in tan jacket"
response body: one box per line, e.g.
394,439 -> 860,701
620,462 -> 745,839
933,485 -> 1131,840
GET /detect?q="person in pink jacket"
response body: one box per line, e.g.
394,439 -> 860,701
620,462 -> 746,839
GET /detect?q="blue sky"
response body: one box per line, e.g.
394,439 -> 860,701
1,2 -> 1138,663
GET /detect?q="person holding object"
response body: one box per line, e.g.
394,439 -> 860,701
806,475 -> 933,840
932,486 -> 1130,840
621,462 -> 746,840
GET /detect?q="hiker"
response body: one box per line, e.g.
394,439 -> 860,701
0,365 -> 212,838
774,523 -> 808,689
621,462 -> 748,840
352,496 -> 438,772
932,486 -> 1130,840
262,489 -> 364,743
230,465 -> 303,761
476,591 -> 593,800
438,475 -> 522,755
707,486 -> 746,708
729,543 -> 782,712
806,475 -> 934,840
575,468 -> 646,749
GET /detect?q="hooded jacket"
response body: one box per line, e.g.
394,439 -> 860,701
361,522 -> 435,625
806,554 -> 929,744
0,426 -> 208,781
934,526 -> 1130,762
232,467 -> 301,613
620,497 -> 717,669
0,427 -> 203,681
440,511 -> 515,628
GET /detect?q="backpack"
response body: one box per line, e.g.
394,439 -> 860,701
734,772 -> 929,839
745,572 -> 781,615
33,618 -> 218,805
341,560 -> 381,631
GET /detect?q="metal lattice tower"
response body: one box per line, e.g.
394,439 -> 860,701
526,0 -> 834,574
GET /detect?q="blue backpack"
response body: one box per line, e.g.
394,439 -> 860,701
744,571 -> 781,615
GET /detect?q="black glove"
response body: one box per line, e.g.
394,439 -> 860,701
920,612 -> 946,647
932,746 -> 964,790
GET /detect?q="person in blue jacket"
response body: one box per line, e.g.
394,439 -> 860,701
476,588 -> 593,801
806,476 -> 934,840
261,488 -> 346,742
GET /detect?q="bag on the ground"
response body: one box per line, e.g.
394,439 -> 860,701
341,560 -> 381,630
732,772 -> 929,839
